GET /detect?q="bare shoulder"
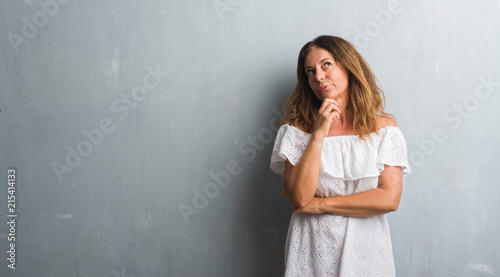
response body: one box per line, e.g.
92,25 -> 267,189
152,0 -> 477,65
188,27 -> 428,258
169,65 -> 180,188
377,115 -> 397,130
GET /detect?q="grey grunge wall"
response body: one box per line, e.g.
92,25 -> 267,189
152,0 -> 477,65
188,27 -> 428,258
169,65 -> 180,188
1,0 -> 499,276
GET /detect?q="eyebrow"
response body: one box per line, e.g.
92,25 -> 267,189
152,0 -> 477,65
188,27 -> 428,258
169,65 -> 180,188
304,58 -> 332,69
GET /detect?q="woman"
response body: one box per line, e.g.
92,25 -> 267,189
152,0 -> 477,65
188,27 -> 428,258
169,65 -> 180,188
270,35 -> 411,276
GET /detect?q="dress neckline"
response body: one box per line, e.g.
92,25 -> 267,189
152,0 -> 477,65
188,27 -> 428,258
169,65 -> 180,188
285,124 -> 396,139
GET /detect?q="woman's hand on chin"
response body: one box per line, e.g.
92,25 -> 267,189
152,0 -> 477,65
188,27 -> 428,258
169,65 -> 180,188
312,98 -> 341,140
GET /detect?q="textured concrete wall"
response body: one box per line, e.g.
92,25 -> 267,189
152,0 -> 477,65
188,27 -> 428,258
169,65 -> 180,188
1,0 -> 499,276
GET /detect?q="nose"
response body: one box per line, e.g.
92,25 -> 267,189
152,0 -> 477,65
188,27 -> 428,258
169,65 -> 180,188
314,69 -> 324,82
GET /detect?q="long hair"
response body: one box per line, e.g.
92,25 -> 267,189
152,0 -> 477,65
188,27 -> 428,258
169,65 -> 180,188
282,35 -> 393,139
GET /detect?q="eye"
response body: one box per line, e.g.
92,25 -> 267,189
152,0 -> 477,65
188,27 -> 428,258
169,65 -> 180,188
305,69 -> 315,75
324,62 -> 332,68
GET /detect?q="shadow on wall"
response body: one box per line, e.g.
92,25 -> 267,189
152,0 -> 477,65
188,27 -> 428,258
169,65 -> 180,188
174,73 -> 294,276
239,78 -> 294,276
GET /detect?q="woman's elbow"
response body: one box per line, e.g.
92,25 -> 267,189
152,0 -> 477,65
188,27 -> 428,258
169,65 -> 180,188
384,198 -> 400,213
373,193 -> 400,214
289,194 -> 312,209
387,204 -> 399,213
379,186 -> 402,213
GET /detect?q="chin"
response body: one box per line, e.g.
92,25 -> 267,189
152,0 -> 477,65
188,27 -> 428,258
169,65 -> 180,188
315,90 -> 339,101
313,93 -> 326,101
322,93 -> 339,99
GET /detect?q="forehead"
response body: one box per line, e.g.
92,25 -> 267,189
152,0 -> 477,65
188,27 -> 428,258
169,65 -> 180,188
304,47 -> 334,67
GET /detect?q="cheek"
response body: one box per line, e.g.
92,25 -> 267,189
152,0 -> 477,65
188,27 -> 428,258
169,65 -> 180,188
340,71 -> 350,86
334,72 -> 348,87
341,76 -> 349,87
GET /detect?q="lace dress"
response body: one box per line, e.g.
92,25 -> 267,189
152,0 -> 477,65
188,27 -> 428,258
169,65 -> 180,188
270,124 -> 411,276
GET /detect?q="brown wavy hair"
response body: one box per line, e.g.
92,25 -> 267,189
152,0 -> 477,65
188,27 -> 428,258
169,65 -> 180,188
282,35 -> 394,139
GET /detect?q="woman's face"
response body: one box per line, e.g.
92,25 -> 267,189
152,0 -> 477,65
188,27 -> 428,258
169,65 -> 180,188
304,47 -> 349,102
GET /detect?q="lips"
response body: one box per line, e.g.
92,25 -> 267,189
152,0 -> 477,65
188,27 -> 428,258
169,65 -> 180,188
319,85 -> 329,91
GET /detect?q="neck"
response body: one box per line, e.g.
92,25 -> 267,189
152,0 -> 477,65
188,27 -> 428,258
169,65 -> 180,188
330,95 -> 354,134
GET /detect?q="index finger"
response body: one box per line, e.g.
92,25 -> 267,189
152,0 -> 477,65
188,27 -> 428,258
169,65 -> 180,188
319,99 -> 339,113
322,98 -> 338,106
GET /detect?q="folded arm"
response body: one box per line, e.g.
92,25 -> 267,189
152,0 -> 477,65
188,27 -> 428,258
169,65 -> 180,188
283,135 -> 323,209
283,99 -> 342,209
293,164 -> 403,217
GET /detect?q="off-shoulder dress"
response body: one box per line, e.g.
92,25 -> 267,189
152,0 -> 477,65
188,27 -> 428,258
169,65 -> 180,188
270,124 -> 411,276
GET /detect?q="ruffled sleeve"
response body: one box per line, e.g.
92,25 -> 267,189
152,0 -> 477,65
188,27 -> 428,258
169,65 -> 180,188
376,127 -> 411,175
269,125 -> 309,175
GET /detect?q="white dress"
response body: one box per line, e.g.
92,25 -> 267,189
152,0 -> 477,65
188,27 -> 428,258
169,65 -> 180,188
270,124 -> 411,277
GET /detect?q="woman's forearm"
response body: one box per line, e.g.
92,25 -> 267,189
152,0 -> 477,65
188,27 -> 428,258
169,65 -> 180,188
284,99 -> 342,208
284,135 -> 324,208
292,165 -> 403,217
318,186 -> 401,217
